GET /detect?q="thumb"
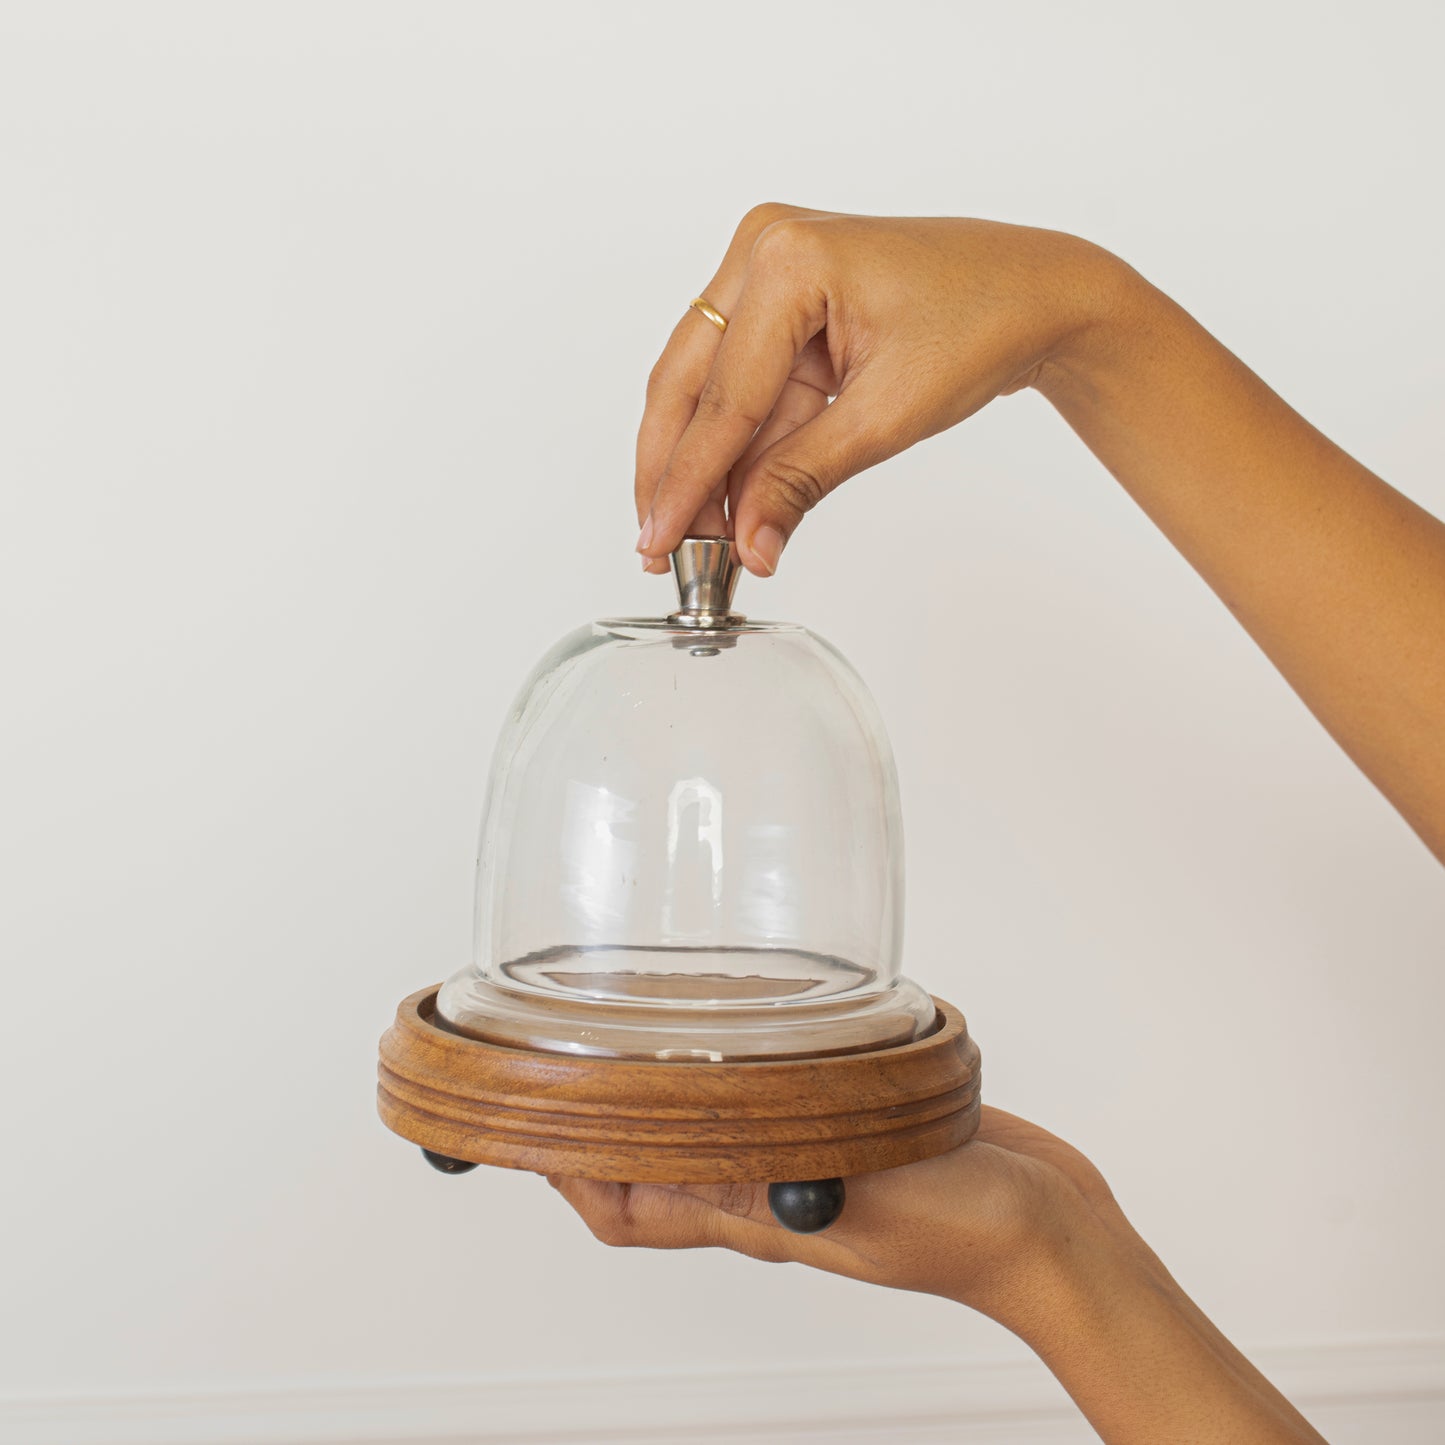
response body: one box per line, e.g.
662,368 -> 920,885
730,382 -> 898,577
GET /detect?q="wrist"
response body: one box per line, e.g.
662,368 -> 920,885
1032,242 -> 1164,412
972,1181 -> 1168,1353
1004,1213 -> 1327,1443
1016,1210 -> 1167,1359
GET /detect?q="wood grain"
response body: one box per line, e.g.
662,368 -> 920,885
377,986 -> 981,1183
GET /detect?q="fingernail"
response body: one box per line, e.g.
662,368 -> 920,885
750,524 -> 785,576
636,513 -> 655,554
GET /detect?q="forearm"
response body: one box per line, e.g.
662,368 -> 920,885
1004,1207 -> 1326,1444
1038,260 -> 1445,860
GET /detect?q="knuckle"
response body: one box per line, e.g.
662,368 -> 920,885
587,1186 -> 642,1247
751,216 -> 821,270
760,458 -> 828,517
646,362 -> 693,403
695,380 -> 764,432
739,200 -> 799,236
711,1181 -> 761,1219
694,379 -> 732,419
594,1208 -> 646,1247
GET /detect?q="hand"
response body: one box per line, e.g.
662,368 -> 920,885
634,205 -> 1125,577
550,1108 -> 1329,1444
639,207 -> 1445,858
549,1106 -> 1125,1338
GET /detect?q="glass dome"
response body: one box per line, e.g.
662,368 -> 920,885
436,538 -> 936,1061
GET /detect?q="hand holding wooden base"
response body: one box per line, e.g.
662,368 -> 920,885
419,1147 -> 848,1229
379,986 -> 981,1231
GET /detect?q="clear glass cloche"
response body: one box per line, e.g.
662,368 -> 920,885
436,538 -> 936,1062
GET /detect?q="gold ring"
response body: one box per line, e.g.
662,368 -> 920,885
688,296 -> 728,333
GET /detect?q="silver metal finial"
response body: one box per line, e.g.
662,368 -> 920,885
668,536 -> 744,628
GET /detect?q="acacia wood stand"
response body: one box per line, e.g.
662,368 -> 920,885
378,986 -> 981,1212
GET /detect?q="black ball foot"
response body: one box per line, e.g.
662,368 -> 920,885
421,1148 -> 480,1175
768,1178 -> 846,1233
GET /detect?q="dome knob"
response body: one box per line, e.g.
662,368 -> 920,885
669,536 -> 744,628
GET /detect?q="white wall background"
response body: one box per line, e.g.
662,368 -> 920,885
2,2 -> 1443,1441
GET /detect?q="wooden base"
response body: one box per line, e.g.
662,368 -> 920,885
377,986 -> 981,1183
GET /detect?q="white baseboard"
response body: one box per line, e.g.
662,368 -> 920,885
3,1338 -> 1443,1445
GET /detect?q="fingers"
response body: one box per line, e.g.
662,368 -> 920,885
638,257 -> 825,565
547,1175 -> 800,1264
634,209 -> 841,573
725,376 -> 830,522
670,1178 -> 776,1228
728,378 -> 899,576
636,309 -> 733,573
687,485 -> 729,543
635,208 -> 813,574
634,207 -> 805,527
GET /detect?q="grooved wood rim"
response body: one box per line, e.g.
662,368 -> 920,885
377,986 -> 982,1183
